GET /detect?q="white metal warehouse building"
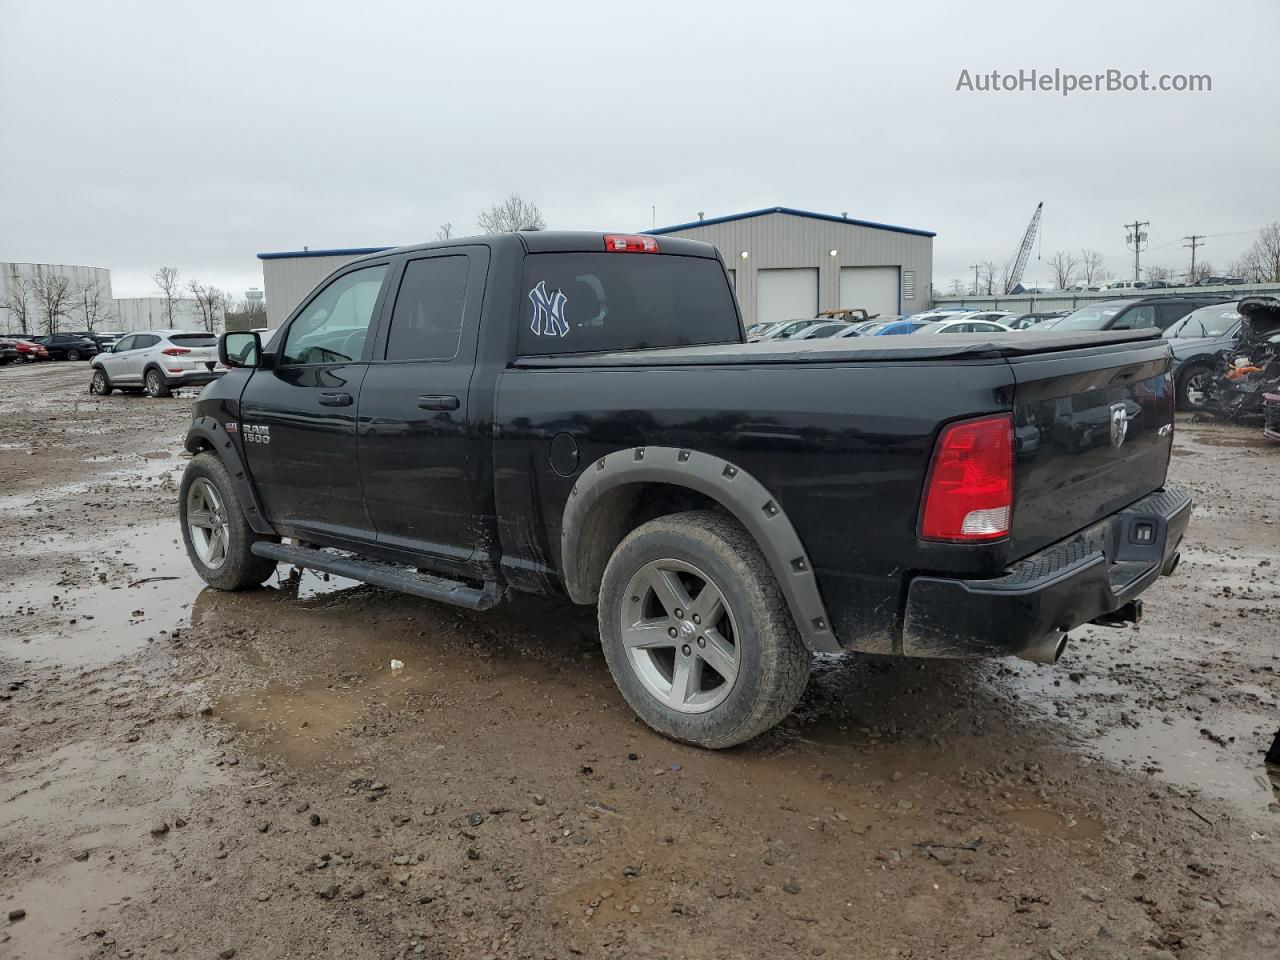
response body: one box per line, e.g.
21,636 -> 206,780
256,206 -> 934,331
647,206 -> 934,328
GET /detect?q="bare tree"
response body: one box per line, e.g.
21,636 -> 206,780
436,222 -> 453,241
1232,221 -> 1280,283
1143,264 -> 1174,283
73,279 -> 114,333
187,280 -> 228,333
0,273 -> 34,336
153,266 -> 181,326
477,194 -> 545,234
1047,250 -> 1078,289
1188,259 -> 1215,284
981,261 -> 998,296
1078,249 -> 1106,286
32,273 -> 76,335
223,297 -> 267,332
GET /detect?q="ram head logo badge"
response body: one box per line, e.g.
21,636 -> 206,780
1110,402 -> 1129,449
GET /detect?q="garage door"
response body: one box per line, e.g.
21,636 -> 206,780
839,266 -> 900,317
756,268 -> 818,327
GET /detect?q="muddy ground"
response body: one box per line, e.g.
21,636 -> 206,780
1,360 -> 1277,960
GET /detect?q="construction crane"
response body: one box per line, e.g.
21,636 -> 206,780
1003,202 -> 1043,294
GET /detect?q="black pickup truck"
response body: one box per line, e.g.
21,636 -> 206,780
179,231 -> 1191,747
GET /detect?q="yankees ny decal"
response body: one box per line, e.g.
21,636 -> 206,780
528,281 -> 570,337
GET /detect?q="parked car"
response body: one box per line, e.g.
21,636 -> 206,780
1195,276 -> 1246,286
178,231 -> 1190,748
921,318 -> 1013,335
11,338 -> 50,362
905,308 -> 975,323
1007,311 -> 1069,331
30,332 -> 99,360
1264,392 -> 1280,442
873,318 -> 937,335
89,330 -> 223,397
1201,297 -> 1280,422
793,321 -> 854,340
749,317 -> 829,341
1053,295 -> 1230,334
1164,302 -> 1243,409
953,311 -> 1016,325
0,338 -> 20,365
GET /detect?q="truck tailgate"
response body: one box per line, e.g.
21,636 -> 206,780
1006,340 -> 1175,558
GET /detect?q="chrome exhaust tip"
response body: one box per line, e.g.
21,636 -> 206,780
1018,632 -> 1068,665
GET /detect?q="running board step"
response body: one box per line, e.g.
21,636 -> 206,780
250,541 -> 504,611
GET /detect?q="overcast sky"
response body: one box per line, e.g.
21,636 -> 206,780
2,0 -> 1277,299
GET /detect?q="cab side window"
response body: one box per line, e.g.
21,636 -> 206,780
384,256 -> 470,361
282,265 -> 388,365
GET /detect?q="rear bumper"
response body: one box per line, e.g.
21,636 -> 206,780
163,369 -> 224,387
902,486 -> 1192,659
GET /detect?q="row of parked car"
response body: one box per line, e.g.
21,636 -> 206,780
0,330 -> 123,365
745,291 -> 1268,413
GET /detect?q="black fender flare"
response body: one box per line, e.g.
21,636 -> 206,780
184,416 -> 276,536
561,446 -> 839,654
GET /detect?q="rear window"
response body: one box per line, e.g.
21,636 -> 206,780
517,253 -> 740,356
170,334 -> 218,347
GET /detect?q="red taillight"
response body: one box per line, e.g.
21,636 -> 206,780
162,347 -> 191,356
603,234 -> 660,253
920,413 -> 1014,542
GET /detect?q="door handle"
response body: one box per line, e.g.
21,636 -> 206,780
319,392 -> 353,407
417,394 -> 460,411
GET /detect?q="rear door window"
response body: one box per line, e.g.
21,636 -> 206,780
517,253 -> 739,355
384,256 -> 470,361
170,333 -> 218,347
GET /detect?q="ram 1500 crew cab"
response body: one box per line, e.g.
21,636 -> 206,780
179,231 -> 1190,747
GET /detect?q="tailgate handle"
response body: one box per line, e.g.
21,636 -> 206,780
417,394 -> 460,411
318,392 -> 353,407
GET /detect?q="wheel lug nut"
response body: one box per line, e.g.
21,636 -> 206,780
674,609 -> 684,619
667,627 -> 678,638
692,614 -> 701,625
696,637 -> 706,648
681,644 -> 692,657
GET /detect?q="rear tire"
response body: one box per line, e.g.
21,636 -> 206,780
179,452 -> 277,591
67,349 -> 82,361
145,368 -> 171,398
90,368 -> 113,395
597,510 -> 811,749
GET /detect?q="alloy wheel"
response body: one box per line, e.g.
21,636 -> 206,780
186,477 -> 230,570
619,558 -> 741,714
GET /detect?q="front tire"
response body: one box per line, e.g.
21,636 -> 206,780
90,368 -> 113,395
67,349 -> 82,361
1177,364 -> 1213,410
145,368 -> 171,398
179,452 -> 277,590
597,511 -> 811,749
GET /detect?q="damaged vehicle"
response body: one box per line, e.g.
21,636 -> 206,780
177,231 -> 1192,748
1202,296 -> 1280,422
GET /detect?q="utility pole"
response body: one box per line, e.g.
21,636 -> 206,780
1183,234 -> 1205,282
1124,220 -> 1149,281
969,263 -> 982,295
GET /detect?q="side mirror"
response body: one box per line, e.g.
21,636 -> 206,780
220,331 -> 262,368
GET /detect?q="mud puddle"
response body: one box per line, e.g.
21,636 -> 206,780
1,735 -> 229,959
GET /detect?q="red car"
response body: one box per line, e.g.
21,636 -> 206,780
12,338 -> 50,362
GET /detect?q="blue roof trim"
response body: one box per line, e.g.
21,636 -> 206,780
257,246 -> 394,261
645,206 -> 936,239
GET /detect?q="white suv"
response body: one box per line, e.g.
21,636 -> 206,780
90,330 -> 223,397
